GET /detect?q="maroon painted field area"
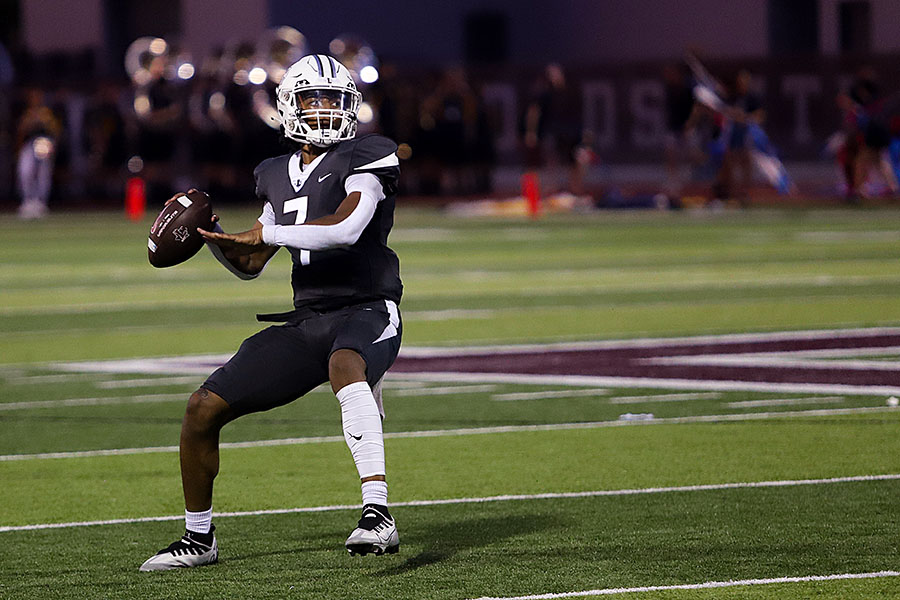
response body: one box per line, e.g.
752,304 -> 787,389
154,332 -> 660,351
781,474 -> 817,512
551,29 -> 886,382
54,328 -> 900,397
391,329 -> 900,392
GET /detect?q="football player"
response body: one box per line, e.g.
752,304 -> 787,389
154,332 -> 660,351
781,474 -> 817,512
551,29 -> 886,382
140,55 -> 402,571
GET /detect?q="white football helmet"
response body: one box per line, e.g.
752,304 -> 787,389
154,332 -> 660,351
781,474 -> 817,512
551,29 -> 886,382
276,54 -> 362,147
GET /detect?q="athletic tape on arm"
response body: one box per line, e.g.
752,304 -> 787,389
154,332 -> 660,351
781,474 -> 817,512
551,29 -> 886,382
261,173 -> 384,250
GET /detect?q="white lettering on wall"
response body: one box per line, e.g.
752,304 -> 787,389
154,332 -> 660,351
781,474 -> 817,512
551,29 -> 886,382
582,81 -> 616,149
629,79 -> 665,148
781,74 -> 822,145
481,83 -> 519,154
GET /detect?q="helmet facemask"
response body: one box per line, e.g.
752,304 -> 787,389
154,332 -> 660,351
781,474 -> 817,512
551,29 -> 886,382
276,56 -> 362,147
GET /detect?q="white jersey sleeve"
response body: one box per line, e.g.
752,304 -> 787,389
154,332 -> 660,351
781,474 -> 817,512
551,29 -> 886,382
260,173 -> 384,250
257,201 -> 276,226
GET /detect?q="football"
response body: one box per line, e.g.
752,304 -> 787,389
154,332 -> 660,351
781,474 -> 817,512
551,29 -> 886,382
147,190 -> 214,268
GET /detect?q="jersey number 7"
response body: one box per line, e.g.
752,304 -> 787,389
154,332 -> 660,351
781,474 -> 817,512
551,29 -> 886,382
283,196 -> 311,265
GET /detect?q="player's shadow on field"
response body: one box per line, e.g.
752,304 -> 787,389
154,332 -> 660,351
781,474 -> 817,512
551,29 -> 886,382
373,514 -> 556,576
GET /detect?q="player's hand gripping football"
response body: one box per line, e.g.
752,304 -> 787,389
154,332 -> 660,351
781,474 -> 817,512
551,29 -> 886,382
164,189 -> 263,254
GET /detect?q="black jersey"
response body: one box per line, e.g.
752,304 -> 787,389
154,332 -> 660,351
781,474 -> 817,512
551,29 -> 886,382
253,134 -> 403,311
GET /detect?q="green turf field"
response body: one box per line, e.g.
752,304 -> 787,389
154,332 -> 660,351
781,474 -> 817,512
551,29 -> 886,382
1,207 -> 899,599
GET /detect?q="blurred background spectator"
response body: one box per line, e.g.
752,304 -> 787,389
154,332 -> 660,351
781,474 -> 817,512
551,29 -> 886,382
521,63 -> 588,200
3,1 -> 900,212
714,68 -> 765,206
417,66 -> 492,196
15,88 -> 60,218
836,65 -> 899,202
662,63 -> 702,201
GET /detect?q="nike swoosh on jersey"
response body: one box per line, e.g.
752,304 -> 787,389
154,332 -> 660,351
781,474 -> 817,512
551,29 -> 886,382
318,173 -> 333,183
353,153 -> 400,171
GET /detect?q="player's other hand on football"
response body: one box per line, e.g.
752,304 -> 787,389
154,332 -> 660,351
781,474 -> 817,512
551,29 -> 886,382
199,227 -> 265,254
165,189 -> 220,228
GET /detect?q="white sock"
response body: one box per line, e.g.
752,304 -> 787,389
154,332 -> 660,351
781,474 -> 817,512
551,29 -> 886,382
185,508 -> 212,534
361,480 -> 388,507
336,381 -> 386,479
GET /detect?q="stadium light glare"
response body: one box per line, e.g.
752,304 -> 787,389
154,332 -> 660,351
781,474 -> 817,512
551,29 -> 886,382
233,69 -> 250,86
209,92 -> 226,111
329,39 -> 346,55
359,65 -> 379,84
148,38 -> 167,56
248,67 -> 268,85
357,102 -> 374,123
127,155 -> 144,174
133,96 -> 150,116
177,63 -> 195,80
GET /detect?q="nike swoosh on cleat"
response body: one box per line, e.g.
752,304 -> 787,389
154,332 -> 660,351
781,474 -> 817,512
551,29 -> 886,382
318,173 -> 332,183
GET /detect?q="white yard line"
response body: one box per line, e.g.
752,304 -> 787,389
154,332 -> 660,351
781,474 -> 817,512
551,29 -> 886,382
380,380 -> 429,389
399,327 -> 900,357
94,376 -> 202,389
38,360 -> 900,397
492,389 -> 610,402
2,473 -> 897,533
406,308 -> 499,321
21,327 -> 900,376
470,571 -> 900,599
609,392 -> 722,404
0,297 -> 270,316
0,304 -> 503,323
725,396 -> 844,408
2,405 -> 896,462
393,384 -> 497,396
798,229 -> 900,241
0,393 -> 187,411
747,345 -> 900,358
50,354 -> 233,375
3,373 -> 107,385
7,273 -> 900,317
646,355 -> 900,371
395,371 -> 900,397
641,344 -> 900,372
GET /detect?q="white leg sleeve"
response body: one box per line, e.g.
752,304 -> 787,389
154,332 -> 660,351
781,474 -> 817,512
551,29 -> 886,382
336,381 -> 386,479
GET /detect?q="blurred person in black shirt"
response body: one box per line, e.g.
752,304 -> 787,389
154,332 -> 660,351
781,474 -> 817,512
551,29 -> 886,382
422,66 -> 481,195
84,82 -> 128,201
136,55 -> 184,199
714,69 -> 764,205
522,63 -> 587,200
662,63 -> 701,201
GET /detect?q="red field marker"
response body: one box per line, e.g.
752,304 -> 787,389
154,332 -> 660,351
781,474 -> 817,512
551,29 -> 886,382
125,176 -> 146,221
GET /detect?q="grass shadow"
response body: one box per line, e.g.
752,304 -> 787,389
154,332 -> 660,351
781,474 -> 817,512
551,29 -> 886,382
373,513 -> 557,576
